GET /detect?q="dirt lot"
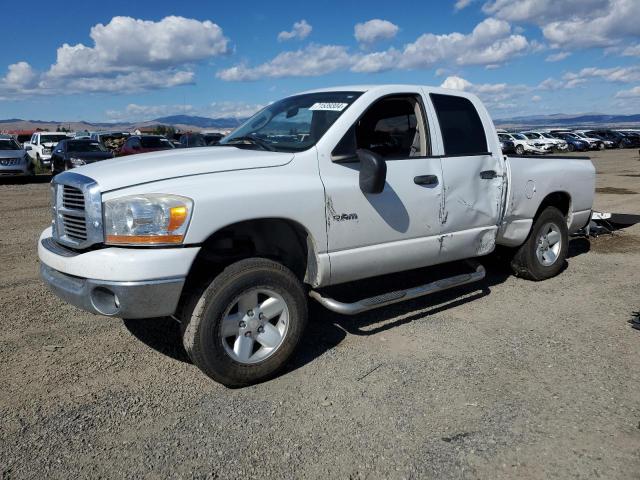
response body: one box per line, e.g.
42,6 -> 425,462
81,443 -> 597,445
1,149 -> 639,479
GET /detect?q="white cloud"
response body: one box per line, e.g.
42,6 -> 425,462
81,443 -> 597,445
483,0 -> 640,49
48,16 -> 228,78
563,66 -> 640,84
614,86 -> 640,98
1,16 -> 228,96
531,95 -> 542,102
454,0 -> 474,11
208,101 -> 264,118
277,20 -> 312,42
354,19 -> 399,45
398,18 -> 528,69
622,44 -> 640,56
217,44 -> 353,81
545,51 -> 570,62
3,62 -> 37,88
218,18 -> 530,81
440,75 -> 532,112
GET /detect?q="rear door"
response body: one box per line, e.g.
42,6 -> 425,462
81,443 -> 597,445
427,92 -> 505,261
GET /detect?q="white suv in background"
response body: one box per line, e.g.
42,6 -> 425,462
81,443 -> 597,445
522,131 -> 568,152
24,132 -> 71,169
498,132 -> 549,155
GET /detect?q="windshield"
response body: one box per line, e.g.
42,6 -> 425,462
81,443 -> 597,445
498,134 -> 510,141
540,133 -> 555,139
513,134 -> 527,140
141,137 -> 174,148
41,135 -> 69,143
219,91 -> 362,152
0,139 -> 21,150
68,141 -> 107,152
526,133 -> 540,139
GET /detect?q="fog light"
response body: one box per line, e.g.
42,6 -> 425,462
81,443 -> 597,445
91,287 -> 120,315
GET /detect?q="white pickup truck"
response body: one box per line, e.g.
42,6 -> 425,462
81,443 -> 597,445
39,85 -> 595,386
24,132 -> 71,169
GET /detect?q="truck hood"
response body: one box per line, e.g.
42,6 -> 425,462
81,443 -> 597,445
74,146 -> 294,192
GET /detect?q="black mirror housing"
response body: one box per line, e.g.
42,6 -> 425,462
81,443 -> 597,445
357,149 -> 386,194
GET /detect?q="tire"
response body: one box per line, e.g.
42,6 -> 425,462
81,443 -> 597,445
510,206 -> 568,281
515,144 -> 524,155
567,143 -> 575,152
181,258 -> 308,387
597,142 -> 605,150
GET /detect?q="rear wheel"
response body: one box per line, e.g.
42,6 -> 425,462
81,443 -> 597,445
510,206 -> 568,281
181,258 -> 308,387
515,144 -> 524,155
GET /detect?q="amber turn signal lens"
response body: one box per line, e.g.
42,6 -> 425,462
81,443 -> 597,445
168,206 -> 188,232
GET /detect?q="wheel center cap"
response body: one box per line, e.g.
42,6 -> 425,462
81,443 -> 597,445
248,319 -> 260,330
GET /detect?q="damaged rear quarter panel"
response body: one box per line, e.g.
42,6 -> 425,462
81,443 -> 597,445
498,155 -> 595,246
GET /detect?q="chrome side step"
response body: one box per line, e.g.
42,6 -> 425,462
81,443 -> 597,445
309,262 -> 486,315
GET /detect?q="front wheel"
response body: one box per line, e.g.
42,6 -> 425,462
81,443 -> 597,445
510,206 -> 568,281
181,258 -> 308,387
567,143 -> 575,152
515,144 -> 524,155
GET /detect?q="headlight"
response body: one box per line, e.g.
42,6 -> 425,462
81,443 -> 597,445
70,157 -> 86,166
103,194 -> 193,246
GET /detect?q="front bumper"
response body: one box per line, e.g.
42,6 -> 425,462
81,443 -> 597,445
40,263 -> 185,318
38,228 -> 200,318
0,164 -> 30,176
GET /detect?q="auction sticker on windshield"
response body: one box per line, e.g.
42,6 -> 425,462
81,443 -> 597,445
309,102 -> 349,111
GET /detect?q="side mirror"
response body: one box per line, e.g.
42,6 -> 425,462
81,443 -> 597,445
357,149 -> 386,194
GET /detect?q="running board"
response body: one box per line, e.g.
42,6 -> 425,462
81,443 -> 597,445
309,262 -> 486,315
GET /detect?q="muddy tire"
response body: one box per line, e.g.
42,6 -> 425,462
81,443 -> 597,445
510,207 -> 568,281
181,258 -> 307,387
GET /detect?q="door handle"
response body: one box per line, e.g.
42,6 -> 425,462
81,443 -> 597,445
480,170 -> 498,179
414,175 -> 439,186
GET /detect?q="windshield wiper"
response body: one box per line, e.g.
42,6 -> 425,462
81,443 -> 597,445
224,136 -> 276,151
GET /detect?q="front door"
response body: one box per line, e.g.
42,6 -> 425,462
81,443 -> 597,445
319,93 -> 444,285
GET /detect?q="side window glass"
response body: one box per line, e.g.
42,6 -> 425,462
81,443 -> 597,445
332,95 -> 429,160
430,93 -> 488,156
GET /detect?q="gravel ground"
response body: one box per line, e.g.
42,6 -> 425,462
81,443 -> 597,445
1,149 -> 639,479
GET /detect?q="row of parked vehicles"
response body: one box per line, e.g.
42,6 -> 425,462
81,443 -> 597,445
0,130 -> 226,177
498,128 -> 640,155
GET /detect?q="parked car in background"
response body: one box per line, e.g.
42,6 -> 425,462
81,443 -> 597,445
522,131 -> 568,152
578,131 -> 615,149
551,132 -> 589,152
619,131 -> 640,148
118,135 -> 175,156
0,135 -> 33,176
178,133 -> 208,148
520,131 -> 566,152
585,129 -> 631,149
90,132 -> 131,154
24,132 -> 70,169
178,132 -> 224,148
571,131 -> 605,150
51,139 -> 114,175
499,132 -> 548,155
202,132 -> 225,145
499,137 -> 515,154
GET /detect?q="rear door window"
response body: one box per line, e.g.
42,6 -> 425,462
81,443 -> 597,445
430,94 -> 487,156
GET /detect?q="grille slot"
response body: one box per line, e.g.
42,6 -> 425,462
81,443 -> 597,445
62,186 -> 85,210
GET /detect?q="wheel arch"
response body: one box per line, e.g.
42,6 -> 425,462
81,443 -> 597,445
181,217 -> 320,299
534,191 -> 572,222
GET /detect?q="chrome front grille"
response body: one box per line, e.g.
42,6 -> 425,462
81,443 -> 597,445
62,185 -> 85,210
52,172 -> 103,249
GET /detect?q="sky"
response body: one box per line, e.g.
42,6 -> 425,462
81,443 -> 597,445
0,0 -> 639,122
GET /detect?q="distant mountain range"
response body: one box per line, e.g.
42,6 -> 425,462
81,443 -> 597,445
1,112 -> 638,133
